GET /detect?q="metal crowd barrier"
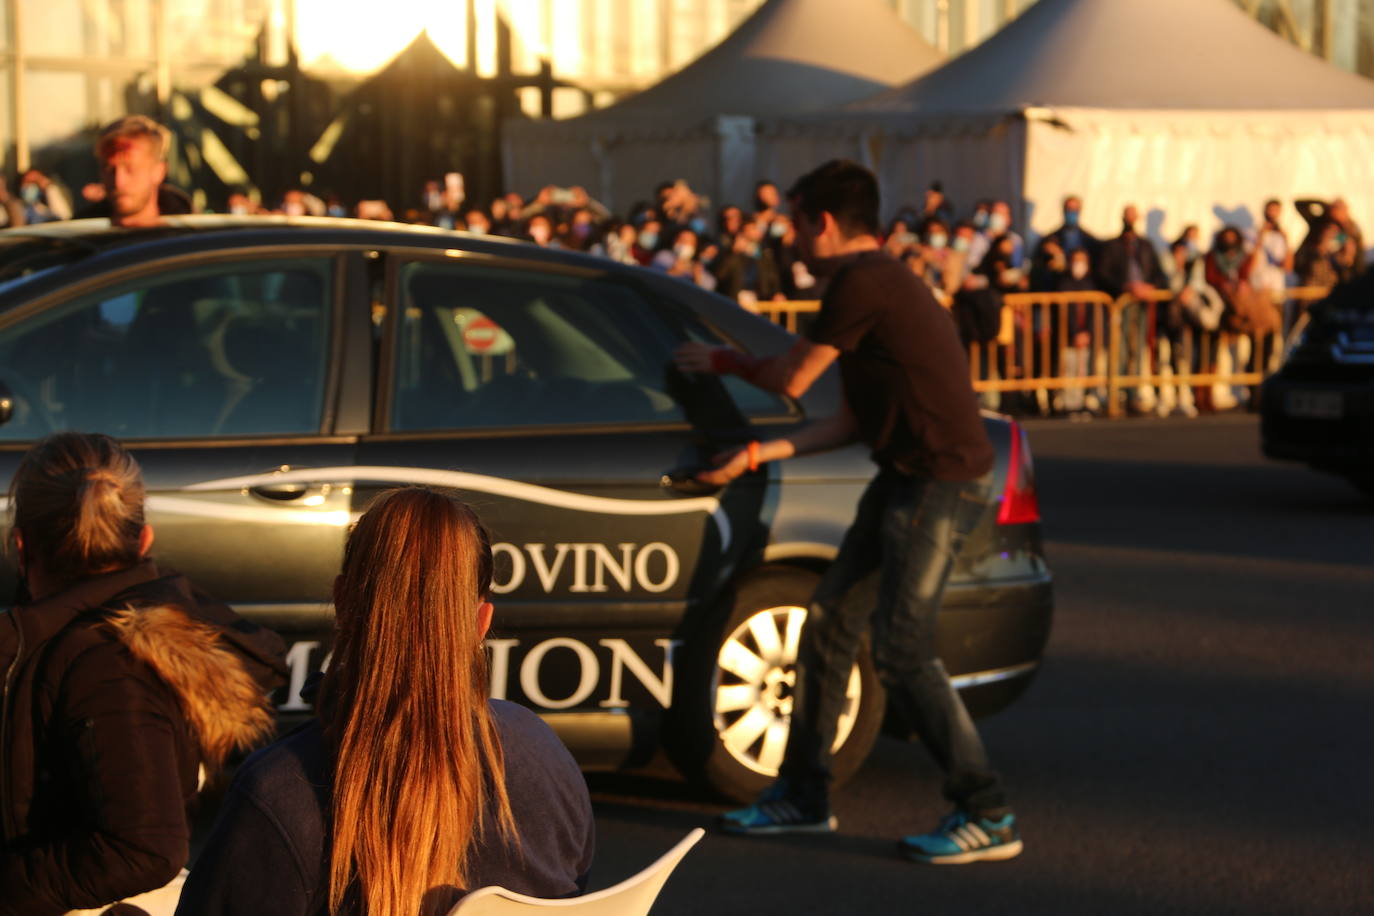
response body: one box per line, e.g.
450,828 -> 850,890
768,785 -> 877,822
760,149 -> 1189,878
756,299 -> 821,334
759,286 -> 1331,418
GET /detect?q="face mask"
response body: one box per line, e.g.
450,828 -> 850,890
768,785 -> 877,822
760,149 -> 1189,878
989,212 -> 1009,234
928,233 -> 948,249
896,232 -> 918,247
675,243 -> 696,262
689,216 -> 708,235
952,236 -> 971,253
573,222 -> 593,239
1070,262 -> 1088,280
1065,211 -> 1080,227
769,221 -> 787,238
1185,241 -> 1198,259
230,203 -> 250,216
973,211 -> 989,230
466,223 -> 487,236
426,191 -> 443,211
327,205 -> 347,218
638,230 -> 658,250
20,184 -> 41,205
748,242 -> 762,258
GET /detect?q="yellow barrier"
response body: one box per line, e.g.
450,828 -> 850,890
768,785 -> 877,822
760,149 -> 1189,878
969,292 -> 1116,408
756,299 -> 820,333
760,285 -> 1332,418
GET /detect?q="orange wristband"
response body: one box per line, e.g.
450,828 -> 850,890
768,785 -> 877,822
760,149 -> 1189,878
747,441 -> 761,472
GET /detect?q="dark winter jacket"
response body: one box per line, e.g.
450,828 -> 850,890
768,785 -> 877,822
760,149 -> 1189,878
1095,232 -> 1167,299
178,702 -> 596,916
0,561 -> 286,914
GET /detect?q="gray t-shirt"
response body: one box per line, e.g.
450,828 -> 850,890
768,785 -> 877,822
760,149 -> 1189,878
176,700 -> 596,915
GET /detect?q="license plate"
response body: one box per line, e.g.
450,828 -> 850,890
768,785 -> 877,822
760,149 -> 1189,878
1284,390 -> 1343,419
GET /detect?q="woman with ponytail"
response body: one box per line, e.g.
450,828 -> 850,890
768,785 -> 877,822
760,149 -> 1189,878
0,432 -> 287,914
179,487 -> 595,916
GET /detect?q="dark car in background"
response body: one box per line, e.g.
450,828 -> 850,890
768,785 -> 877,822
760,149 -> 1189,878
1262,269 -> 1374,498
0,217 -> 1052,800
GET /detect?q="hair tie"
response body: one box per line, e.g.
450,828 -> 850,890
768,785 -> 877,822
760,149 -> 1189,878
83,469 -> 122,488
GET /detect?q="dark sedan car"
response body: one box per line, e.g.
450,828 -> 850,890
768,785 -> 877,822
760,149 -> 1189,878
1262,270 -> 1374,497
0,217 -> 1052,800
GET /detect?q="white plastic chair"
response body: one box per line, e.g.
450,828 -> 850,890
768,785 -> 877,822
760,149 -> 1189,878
447,828 -> 704,916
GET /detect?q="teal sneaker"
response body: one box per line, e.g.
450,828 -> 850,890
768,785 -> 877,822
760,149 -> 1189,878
718,782 -> 837,835
899,810 -> 1023,864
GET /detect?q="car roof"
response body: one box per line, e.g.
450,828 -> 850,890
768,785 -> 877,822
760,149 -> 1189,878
0,214 -> 601,267
0,215 -> 664,316
0,214 -> 798,354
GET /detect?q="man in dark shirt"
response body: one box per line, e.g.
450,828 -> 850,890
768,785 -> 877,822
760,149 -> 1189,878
674,160 -> 1019,865
1030,195 -> 1100,291
1097,204 -> 1167,413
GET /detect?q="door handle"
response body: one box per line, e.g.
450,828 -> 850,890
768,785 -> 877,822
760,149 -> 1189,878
249,481 -> 334,504
660,469 -> 722,497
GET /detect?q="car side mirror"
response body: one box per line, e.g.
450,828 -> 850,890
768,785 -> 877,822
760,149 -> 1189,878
0,380 -> 13,426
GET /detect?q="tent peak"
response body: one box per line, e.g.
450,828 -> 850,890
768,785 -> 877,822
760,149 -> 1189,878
852,0 -> 1374,113
580,0 -> 944,121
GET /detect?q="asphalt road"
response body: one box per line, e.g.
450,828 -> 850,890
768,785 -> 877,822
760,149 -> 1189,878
583,413 -> 1374,916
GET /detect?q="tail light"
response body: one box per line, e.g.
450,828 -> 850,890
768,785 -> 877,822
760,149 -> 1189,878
996,421 -> 1041,526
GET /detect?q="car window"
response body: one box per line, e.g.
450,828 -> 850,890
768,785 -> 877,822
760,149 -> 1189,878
391,262 -> 690,430
0,258 -> 333,441
679,319 -> 794,420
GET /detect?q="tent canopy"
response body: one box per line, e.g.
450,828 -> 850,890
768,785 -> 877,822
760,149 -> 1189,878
853,0 -> 1374,113
502,0 -> 942,211
579,0 -> 943,121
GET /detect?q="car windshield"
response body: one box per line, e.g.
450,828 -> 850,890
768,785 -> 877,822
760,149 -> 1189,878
0,234 -> 101,292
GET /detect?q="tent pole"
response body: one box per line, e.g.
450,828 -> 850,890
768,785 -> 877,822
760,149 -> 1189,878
1321,0 -> 1334,60
8,0 -> 27,173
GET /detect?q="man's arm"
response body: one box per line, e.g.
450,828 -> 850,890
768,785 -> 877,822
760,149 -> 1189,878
1294,199 -> 1325,229
697,400 -> 859,487
674,337 -> 840,400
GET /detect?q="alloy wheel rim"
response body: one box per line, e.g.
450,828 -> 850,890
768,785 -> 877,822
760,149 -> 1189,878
711,605 -> 861,776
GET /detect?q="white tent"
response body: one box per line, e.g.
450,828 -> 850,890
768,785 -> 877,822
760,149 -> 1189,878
501,0 -> 942,213
755,0 -> 1374,249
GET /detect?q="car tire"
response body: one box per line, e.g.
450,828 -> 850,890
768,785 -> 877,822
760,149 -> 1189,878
666,565 -> 885,803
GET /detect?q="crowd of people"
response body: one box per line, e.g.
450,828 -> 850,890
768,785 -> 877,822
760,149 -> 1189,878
5,151 -> 1362,315
260,175 -> 1362,418
3,116 -> 1365,421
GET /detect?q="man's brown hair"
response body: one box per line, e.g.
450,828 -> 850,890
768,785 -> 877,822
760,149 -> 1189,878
95,115 -> 170,161
787,159 -> 880,238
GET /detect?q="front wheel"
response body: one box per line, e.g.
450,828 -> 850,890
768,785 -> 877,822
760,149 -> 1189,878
666,566 -> 885,802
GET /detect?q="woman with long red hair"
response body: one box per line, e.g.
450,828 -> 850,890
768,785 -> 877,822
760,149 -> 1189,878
180,487 -> 595,916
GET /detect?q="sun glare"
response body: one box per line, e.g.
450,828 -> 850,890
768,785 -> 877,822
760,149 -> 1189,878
294,0 -> 545,75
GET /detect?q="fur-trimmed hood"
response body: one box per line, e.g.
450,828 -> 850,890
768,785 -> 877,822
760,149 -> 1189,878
0,563 -> 289,912
106,603 -> 275,773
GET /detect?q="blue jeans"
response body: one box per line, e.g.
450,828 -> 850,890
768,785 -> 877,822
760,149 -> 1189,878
779,467 -> 1008,816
